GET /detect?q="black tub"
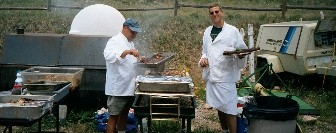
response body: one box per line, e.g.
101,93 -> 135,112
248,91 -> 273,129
243,96 -> 299,121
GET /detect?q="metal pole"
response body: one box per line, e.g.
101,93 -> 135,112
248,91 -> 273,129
47,0 -> 51,12
281,0 -> 287,19
174,0 -> 178,17
248,24 -> 255,82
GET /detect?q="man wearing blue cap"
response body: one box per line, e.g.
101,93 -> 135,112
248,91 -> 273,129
103,18 -> 142,133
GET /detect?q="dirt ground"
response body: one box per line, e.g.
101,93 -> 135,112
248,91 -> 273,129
191,99 -> 222,132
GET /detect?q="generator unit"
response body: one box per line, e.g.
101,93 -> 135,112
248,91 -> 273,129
255,19 -> 336,77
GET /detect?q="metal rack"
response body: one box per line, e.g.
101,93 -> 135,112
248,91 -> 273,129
133,88 -> 196,133
149,95 -> 180,121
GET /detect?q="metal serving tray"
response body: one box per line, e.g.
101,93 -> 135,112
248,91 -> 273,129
135,52 -> 175,68
25,82 -> 71,102
20,66 -> 84,91
136,75 -> 193,93
24,81 -> 71,92
0,95 -> 53,121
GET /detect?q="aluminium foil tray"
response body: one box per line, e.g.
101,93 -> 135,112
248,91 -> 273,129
0,95 -> 53,121
136,75 -> 193,93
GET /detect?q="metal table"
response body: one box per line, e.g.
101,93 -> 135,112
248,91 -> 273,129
133,88 -> 196,133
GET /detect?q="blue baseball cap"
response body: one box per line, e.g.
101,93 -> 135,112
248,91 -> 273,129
123,18 -> 142,33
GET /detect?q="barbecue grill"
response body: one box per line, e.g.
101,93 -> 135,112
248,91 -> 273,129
134,65 -> 196,132
135,52 -> 175,71
0,33 -> 109,108
0,33 -> 178,108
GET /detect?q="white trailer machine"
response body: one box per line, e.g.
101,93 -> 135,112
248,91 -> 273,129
255,19 -> 336,77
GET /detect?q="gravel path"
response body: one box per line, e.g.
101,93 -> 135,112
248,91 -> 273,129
191,99 -> 222,132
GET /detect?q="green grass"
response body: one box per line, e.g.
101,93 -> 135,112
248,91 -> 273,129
150,121 -> 182,133
292,89 -> 336,132
0,109 -> 97,133
0,0 -> 336,132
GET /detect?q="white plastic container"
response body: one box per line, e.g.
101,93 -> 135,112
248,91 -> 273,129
15,72 -> 23,85
59,105 -> 67,120
142,118 -> 148,133
12,72 -> 23,95
248,119 -> 296,133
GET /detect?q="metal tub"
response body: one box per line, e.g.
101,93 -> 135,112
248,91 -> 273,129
0,95 -> 53,121
20,66 -> 84,91
24,81 -> 71,92
136,75 -> 193,93
24,82 -> 71,102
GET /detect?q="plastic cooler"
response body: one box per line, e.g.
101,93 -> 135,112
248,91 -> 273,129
242,96 -> 299,133
20,66 -> 84,91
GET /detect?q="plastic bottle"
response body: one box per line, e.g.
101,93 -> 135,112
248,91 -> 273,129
142,118 -> 148,133
12,72 -> 23,95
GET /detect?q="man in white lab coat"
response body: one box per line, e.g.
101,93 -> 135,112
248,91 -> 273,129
199,4 -> 248,133
103,18 -> 142,133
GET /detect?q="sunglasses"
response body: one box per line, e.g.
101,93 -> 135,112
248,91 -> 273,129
209,10 -> 220,15
131,30 -> 137,35
128,27 -> 137,35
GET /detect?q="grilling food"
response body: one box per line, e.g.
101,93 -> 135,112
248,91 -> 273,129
9,98 -> 39,106
139,56 -> 147,63
153,53 -> 163,59
147,69 -> 187,77
139,53 -> 165,64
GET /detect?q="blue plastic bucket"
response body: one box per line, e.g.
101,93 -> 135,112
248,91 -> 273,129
237,116 -> 248,133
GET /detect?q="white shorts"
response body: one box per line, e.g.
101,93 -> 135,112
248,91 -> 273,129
206,82 -> 238,115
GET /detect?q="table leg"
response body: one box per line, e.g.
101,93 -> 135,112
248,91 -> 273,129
38,118 -> 42,132
147,117 -> 152,133
55,104 -> 60,133
8,126 -> 12,133
138,117 -> 144,133
182,118 -> 185,129
187,119 -> 191,133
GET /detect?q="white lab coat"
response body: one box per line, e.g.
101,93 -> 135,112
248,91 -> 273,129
103,32 -> 137,96
200,23 -> 247,83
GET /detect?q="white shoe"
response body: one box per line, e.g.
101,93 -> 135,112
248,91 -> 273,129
221,130 -> 229,133
203,103 -> 213,109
